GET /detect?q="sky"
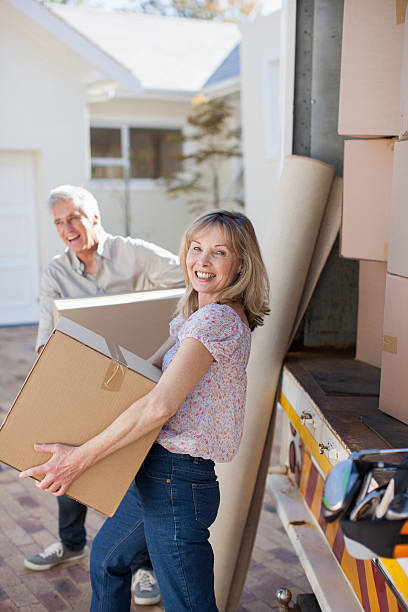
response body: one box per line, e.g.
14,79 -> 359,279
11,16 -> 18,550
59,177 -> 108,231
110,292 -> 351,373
260,0 -> 281,15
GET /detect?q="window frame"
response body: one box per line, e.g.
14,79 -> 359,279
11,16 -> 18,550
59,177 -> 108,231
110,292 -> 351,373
263,54 -> 281,161
90,120 -> 184,187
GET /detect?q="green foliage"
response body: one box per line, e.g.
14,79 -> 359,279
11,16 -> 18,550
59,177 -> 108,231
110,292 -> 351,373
163,97 -> 242,214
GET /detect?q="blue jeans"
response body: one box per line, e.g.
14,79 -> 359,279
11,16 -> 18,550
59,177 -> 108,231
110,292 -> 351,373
90,444 -> 220,612
58,495 -> 87,551
57,496 -> 152,571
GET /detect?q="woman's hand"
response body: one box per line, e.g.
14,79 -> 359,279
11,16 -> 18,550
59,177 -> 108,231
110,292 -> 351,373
19,443 -> 88,496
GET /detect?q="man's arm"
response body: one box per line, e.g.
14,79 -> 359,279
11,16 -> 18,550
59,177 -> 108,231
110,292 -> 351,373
36,268 -> 62,353
147,336 -> 176,368
130,238 -> 185,289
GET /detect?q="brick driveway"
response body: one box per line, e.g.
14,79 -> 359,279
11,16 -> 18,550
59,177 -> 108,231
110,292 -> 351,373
0,326 -> 310,611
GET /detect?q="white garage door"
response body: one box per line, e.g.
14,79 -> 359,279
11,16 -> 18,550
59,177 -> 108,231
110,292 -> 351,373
0,151 -> 40,325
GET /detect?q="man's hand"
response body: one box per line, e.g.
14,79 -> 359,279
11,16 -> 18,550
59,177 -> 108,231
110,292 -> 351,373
19,443 -> 87,496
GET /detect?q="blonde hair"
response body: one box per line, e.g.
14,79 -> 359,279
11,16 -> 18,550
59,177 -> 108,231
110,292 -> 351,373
177,210 -> 269,330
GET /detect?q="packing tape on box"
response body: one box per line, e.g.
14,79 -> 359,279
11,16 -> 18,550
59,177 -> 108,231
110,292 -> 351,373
102,340 -> 128,392
384,241 -> 389,261
383,335 -> 398,354
396,0 -> 408,23
387,139 -> 396,152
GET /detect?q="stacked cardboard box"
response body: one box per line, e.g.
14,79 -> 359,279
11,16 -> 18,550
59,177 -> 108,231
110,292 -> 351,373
356,261 -> 387,369
341,140 -> 393,369
0,318 -> 163,516
380,274 -> 408,424
379,141 -> 408,424
341,139 -> 393,263
387,141 -> 408,276
53,288 -> 184,359
339,1 -> 408,423
400,15 -> 408,139
0,288 -> 186,513
339,0 -> 404,137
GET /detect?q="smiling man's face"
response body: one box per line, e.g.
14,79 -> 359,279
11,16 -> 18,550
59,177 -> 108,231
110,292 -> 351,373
52,198 -> 99,258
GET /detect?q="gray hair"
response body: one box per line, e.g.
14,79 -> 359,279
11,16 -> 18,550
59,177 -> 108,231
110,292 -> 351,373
48,185 -> 101,221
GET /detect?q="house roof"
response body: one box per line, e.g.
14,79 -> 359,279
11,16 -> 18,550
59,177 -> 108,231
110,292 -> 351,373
7,0 -> 142,94
202,43 -> 240,96
204,44 -> 240,88
46,4 -> 241,96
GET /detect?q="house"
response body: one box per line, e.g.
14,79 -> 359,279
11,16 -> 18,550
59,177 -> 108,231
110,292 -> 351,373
240,9 -> 294,242
49,3 -> 242,247
0,0 -> 240,325
204,9 -> 293,243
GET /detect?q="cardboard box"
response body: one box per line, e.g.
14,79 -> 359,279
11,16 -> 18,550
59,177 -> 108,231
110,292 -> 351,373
356,261 -> 387,368
388,141 -> 408,277
0,318 -> 162,516
400,14 -> 408,138
338,0 -> 404,137
379,273 -> 408,424
341,139 -> 393,261
54,288 -> 184,360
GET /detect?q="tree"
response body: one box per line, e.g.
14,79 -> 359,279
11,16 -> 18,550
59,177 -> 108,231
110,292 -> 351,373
163,95 -> 243,214
139,0 -> 260,20
43,0 -> 261,21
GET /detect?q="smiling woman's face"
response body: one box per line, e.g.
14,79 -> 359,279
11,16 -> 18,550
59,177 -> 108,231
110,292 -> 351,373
186,224 -> 241,308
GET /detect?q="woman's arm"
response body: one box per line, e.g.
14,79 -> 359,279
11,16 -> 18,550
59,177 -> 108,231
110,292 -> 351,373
20,337 -> 213,496
147,335 -> 176,368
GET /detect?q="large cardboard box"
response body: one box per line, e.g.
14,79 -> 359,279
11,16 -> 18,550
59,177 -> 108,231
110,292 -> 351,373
0,318 -> 162,516
356,261 -> 387,368
388,141 -> 408,277
341,139 -> 393,261
379,273 -> 408,424
338,0 -> 404,137
54,288 -> 184,359
400,14 -> 408,138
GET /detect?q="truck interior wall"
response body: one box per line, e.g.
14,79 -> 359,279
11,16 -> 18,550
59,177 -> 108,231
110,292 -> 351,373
291,0 -> 358,351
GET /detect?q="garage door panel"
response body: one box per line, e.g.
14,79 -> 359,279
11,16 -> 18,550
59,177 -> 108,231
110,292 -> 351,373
0,151 -> 40,325
0,216 -> 29,257
0,267 -> 31,307
0,165 -> 26,206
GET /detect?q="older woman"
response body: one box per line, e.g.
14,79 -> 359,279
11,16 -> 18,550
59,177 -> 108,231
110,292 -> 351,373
21,210 -> 269,612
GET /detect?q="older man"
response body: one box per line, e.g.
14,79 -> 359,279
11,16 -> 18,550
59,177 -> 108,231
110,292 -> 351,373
25,185 -> 184,606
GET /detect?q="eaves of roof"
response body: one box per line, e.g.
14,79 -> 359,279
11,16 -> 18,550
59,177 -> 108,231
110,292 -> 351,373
115,87 -> 198,103
7,0 -> 142,95
46,4 -> 241,95
201,76 -> 241,98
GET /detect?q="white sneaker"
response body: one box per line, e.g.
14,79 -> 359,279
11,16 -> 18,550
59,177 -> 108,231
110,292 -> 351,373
132,568 -> 161,606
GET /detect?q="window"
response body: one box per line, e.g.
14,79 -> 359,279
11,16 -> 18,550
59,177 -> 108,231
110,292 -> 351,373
90,126 -> 182,180
91,128 -> 124,179
263,57 -> 280,160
